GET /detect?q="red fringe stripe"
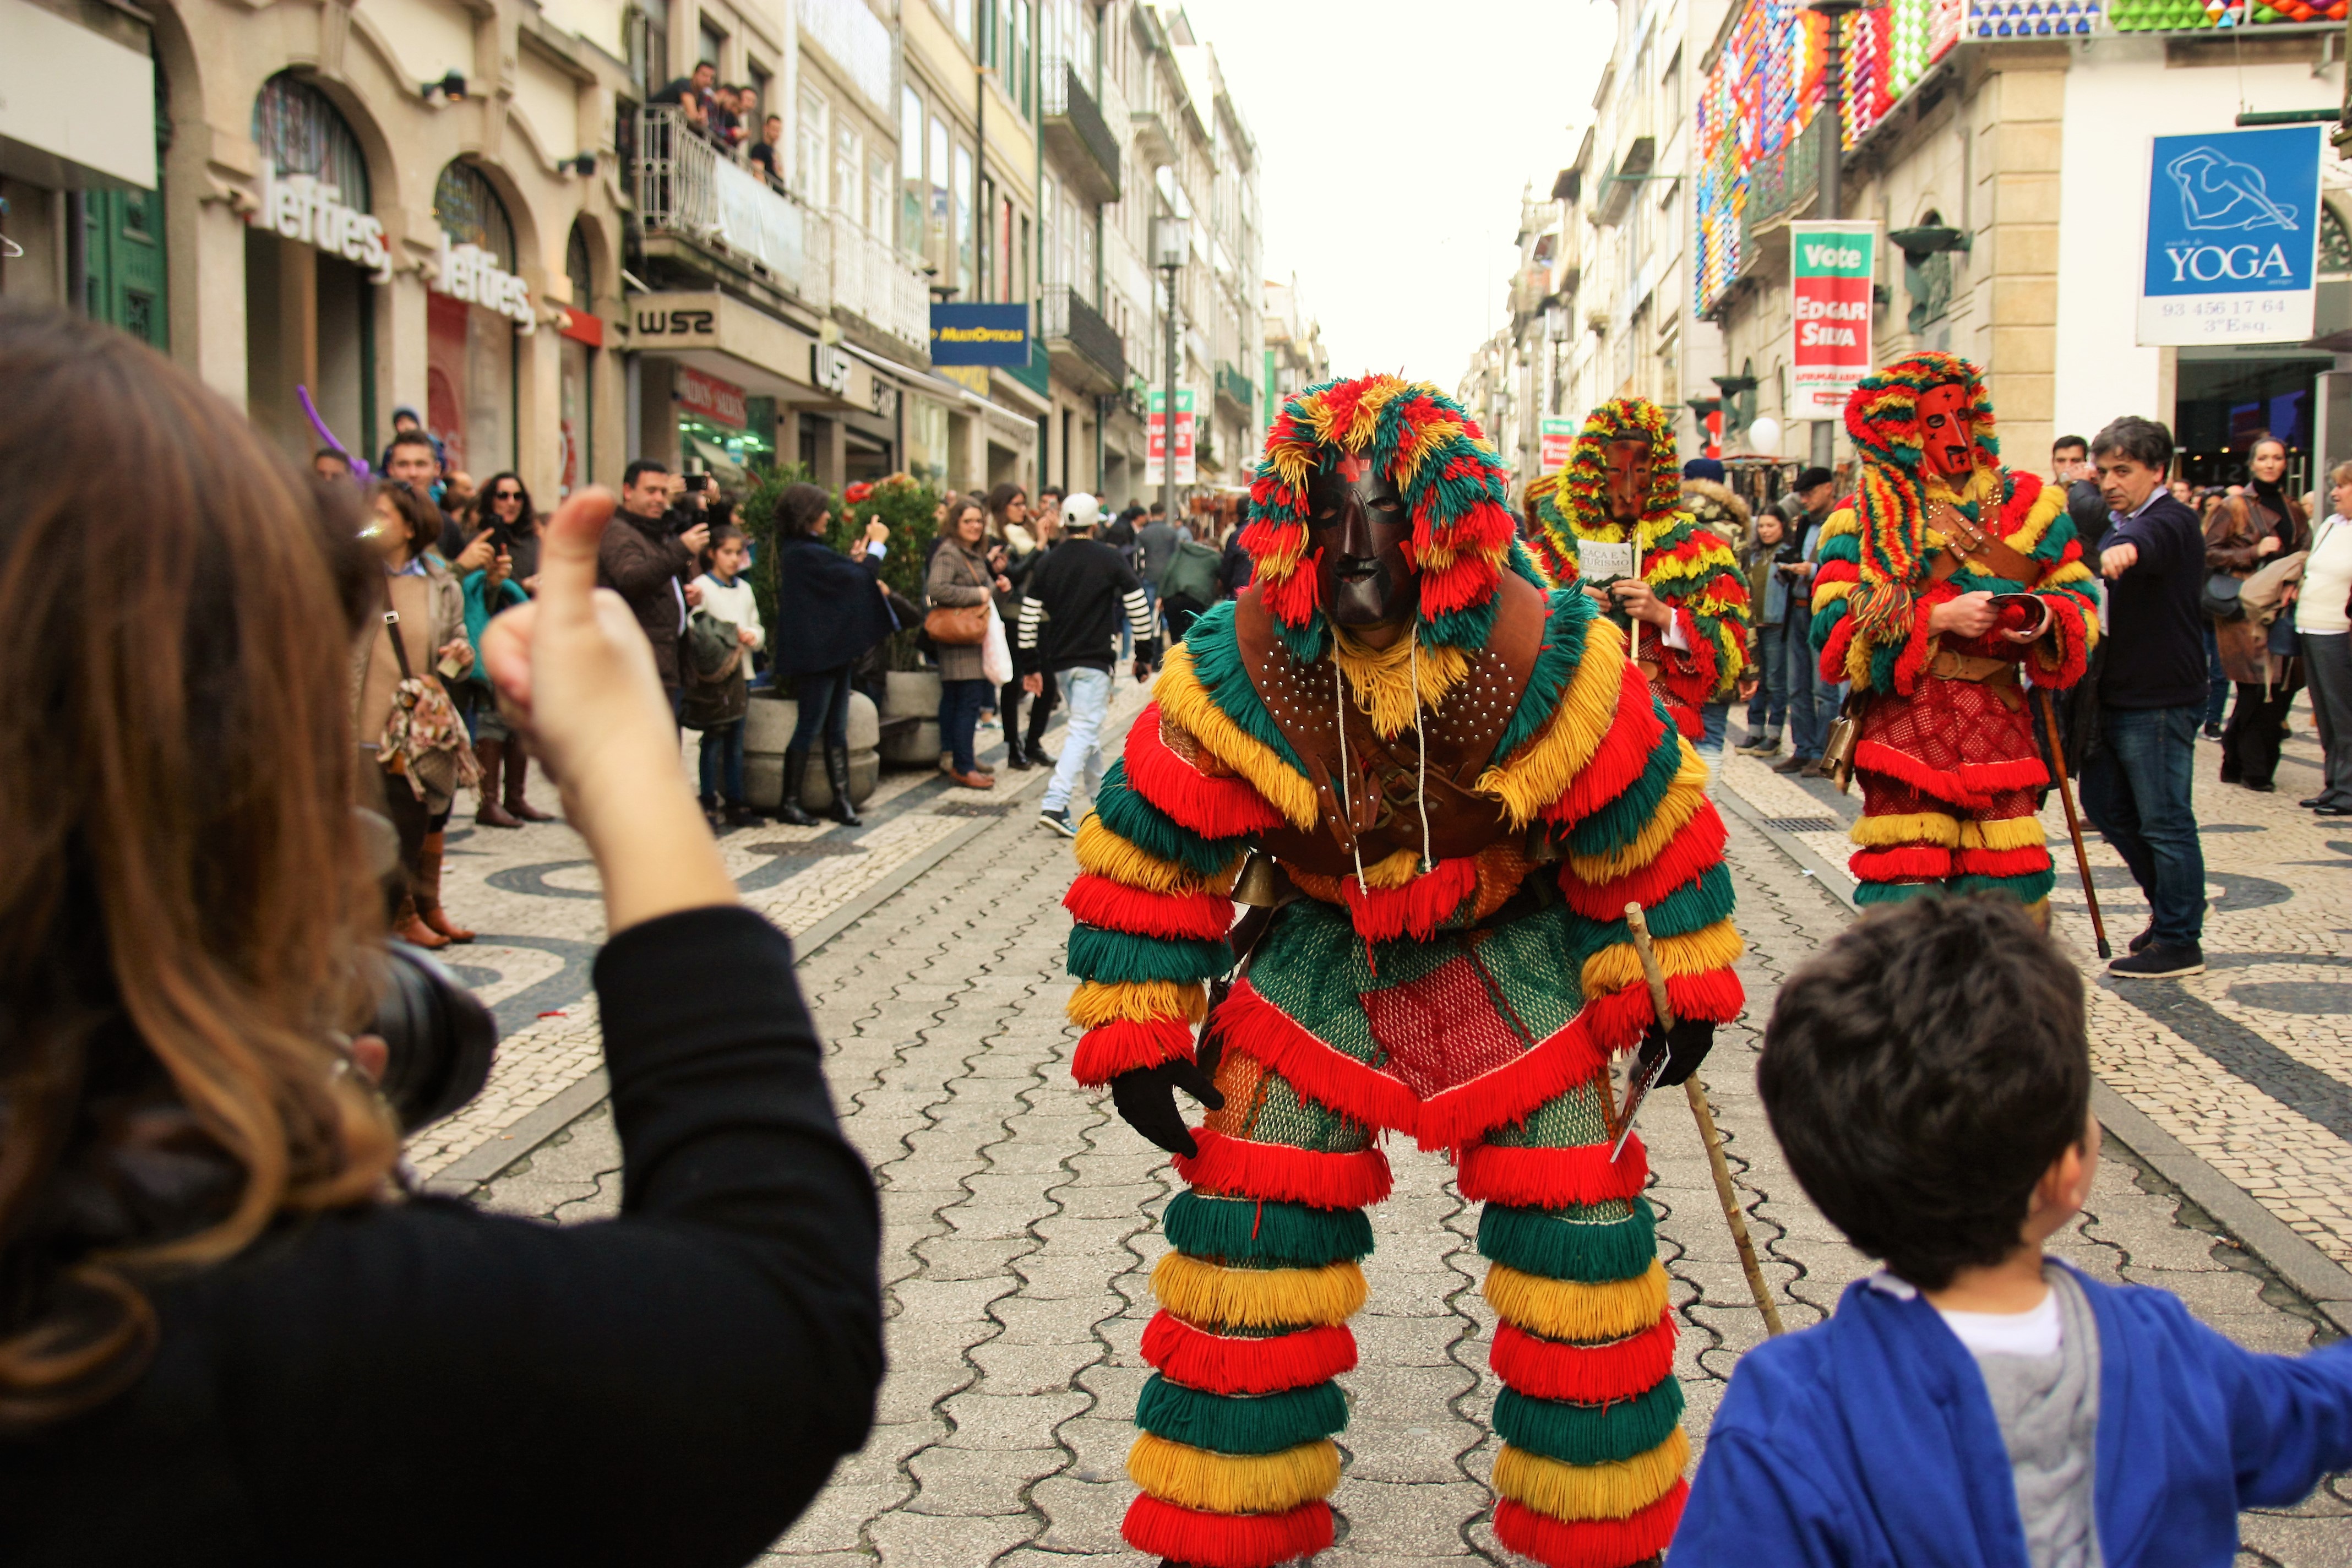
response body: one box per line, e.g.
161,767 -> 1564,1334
1063,873 -> 1235,941
1854,739 -> 2046,809
1341,855 -> 1479,942
1492,1482 -> 1688,1568
1489,1313 -> 1679,1405
1555,806 -> 1727,920
1123,1495 -> 1335,1568
1542,663 -> 1665,826
1141,1311 -> 1359,1396
1456,1139 -> 1651,1207
1956,844 -> 2051,877
1212,984 -> 1423,1135
1414,1019 -> 1607,1153
1848,845 -> 1952,884
1581,967 -> 1746,1057
1072,1017 -> 1197,1085
1175,1128 -> 1395,1210
1122,705 -> 1288,839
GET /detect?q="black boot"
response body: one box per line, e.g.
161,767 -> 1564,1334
825,744 -> 862,826
775,748 -> 816,826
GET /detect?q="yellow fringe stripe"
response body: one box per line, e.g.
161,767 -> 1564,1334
1073,814 -> 1239,897
1129,1434 -> 1343,1514
2006,482 -> 2065,556
1819,507 -> 1861,543
1580,918 -> 1744,1003
1155,644 -> 1322,830
1564,745 -> 1712,884
1813,578 -> 1856,610
1850,811 -> 1961,848
1961,815 -> 2045,851
1478,614 -> 1628,826
1484,1259 -> 1669,1343
1152,1253 -> 1370,1330
1068,978 -> 1210,1030
1395,415 -> 1469,491
1490,1430 -> 1691,1523
1358,846 -> 1425,890
1332,628 -> 1469,737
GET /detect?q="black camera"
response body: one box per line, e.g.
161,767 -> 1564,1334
369,941 -> 498,1134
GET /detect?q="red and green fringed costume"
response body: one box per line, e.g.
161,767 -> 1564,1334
1526,397 -> 1752,741
1062,374 -> 1743,1567
1807,352 -> 2100,911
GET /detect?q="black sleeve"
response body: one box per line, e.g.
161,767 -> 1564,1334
199,906 -> 881,1568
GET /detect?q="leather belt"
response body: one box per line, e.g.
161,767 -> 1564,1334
1928,649 -> 2018,683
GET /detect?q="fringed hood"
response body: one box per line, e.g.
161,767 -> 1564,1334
1543,397 -> 1686,544
1841,352 -> 2001,643
1240,373 -> 1536,661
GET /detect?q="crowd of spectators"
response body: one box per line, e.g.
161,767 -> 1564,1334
651,59 -> 783,190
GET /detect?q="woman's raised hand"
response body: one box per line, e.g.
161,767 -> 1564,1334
481,487 -> 736,931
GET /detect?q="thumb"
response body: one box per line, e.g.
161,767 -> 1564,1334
537,487 -> 616,622
1168,1057 -> 1225,1112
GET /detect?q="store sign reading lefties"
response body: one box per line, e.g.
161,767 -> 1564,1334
433,230 -> 535,333
251,162 -> 392,284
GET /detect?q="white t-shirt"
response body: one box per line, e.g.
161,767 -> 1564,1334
2296,515 -> 2352,636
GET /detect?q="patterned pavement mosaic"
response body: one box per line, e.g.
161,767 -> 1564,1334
423,682 -> 2352,1565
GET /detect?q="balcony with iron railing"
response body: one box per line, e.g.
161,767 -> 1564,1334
829,221 -> 932,356
1042,58 -> 1120,204
1214,360 -> 1254,424
1040,283 -> 1125,394
634,106 -> 829,309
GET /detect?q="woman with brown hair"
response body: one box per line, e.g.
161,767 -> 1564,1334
2205,432 -> 2310,791
927,496 -> 1005,788
355,478 -> 476,946
0,303 -> 881,1564
986,480 -> 1056,769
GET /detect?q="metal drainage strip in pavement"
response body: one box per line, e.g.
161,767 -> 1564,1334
932,799 -> 1020,817
1765,816 -> 1841,834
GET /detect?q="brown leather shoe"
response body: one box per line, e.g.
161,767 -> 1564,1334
393,894 -> 448,950
415,830 -> 476,943
474,739 -> 522,827
504,745 -> 558,822
948,769 -> 996,790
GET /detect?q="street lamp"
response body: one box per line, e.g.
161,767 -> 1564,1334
1151,215 -> 1188,532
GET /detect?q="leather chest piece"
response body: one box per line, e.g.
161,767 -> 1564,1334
1234,574 -> 1546,880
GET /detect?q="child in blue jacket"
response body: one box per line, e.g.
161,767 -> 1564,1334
1676,895 -> 2352,1568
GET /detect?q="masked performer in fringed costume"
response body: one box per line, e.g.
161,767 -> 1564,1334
1525,397 -> 1751,740
1807,351 -> 2100,912
1059,374 -> 1742,1568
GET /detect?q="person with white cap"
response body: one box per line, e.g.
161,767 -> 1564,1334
1017,492 -> 1159,836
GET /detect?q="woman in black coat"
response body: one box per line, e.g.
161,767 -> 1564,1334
765,483 -> 897,826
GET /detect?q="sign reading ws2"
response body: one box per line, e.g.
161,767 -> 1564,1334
929,302 -> 1031,367
2138,125 -> 2322,346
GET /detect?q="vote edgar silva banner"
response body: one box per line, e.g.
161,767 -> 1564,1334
1789,221 -> 1877,420
929,302 -> 1032,367
2138,125 -> 2322,347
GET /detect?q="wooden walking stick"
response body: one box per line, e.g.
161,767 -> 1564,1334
2034,688 -> 2111,960
1624,903 -> 1786,1337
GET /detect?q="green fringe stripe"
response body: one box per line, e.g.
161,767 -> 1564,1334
1491,1377 -> 1685,1467
1094,762 -> 1249,876
1165,1191 -> 1376,1268
1476,1199 -> 1656,1284
1066,923 -> 1232,986
1136,1373 -> 1351,1455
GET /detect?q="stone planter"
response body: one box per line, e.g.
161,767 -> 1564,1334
741,689 -> 880,811
880,668 -> 944,767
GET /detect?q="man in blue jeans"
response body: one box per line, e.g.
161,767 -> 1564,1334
1019,494 -> 1161,836
2080,416 -> 2209,977
1772,467 -> 1840,776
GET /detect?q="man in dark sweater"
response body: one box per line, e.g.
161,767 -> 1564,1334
600,459 -> 706,716
1018,492 -> 1158,836
2081,416 -> 2208,978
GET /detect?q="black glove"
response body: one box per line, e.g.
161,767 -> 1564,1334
1637,1016 -> 1716,1088
1109,1057 -> 1226,1158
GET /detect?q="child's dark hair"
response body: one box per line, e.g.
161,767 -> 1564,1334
698,524 -> 745,577
1757,896 -> 2090,1291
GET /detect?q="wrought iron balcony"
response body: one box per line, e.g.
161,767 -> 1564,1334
1042,59 -> 1120,204
1215,360 -> 1254,424
633,106 -> 829,308
1041,284 -> 1125,394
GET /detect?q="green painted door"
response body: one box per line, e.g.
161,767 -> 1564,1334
85,182 -> 168,350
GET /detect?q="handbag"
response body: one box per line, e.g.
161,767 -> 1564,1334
924,601 -> 989,645
980,599 -> 1014,687
378,610 -> 480,809
2201,570 -> 2245,622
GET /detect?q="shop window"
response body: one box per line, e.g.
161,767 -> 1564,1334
429,161 -> 521,476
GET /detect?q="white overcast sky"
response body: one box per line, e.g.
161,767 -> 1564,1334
1172,0 -> 1618,392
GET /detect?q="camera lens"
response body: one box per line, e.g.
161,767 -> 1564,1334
368,941 -> 498,1134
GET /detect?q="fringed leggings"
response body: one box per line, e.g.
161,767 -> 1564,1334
1847,677 -> 2054,912
1122,907 -> 1687,1568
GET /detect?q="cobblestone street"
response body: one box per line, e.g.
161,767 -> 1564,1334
432,693 -> 2352,1566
